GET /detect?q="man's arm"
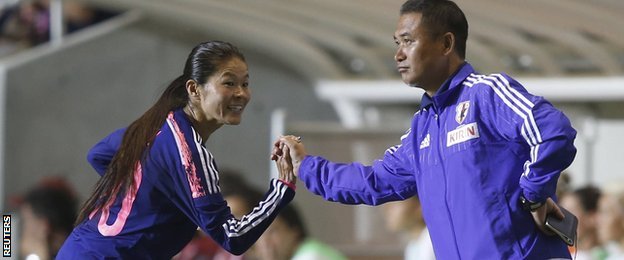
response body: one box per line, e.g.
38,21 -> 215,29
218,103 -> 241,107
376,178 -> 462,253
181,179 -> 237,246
477,74 -> 576,231
275,132 -> 417,206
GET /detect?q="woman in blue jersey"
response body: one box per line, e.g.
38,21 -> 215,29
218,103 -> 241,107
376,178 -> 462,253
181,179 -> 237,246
57,41 -> 297,259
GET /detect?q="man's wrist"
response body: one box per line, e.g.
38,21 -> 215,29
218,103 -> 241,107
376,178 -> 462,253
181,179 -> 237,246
520,195 -> 544,212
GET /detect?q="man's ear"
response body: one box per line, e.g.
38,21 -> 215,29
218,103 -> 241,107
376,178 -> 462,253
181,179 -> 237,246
442,32 -> 455,56
186,80 -> 200,98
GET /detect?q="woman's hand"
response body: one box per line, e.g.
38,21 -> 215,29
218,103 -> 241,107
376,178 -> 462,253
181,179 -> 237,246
271,135 -> 307,178
274,142 -> 296,184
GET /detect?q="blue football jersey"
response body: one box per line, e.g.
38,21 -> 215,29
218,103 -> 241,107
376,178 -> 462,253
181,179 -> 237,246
57,109 -> 295,259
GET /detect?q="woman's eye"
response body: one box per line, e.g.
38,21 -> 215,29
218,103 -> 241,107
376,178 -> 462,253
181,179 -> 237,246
224,82 -> 235,87
242,82 -> 249,88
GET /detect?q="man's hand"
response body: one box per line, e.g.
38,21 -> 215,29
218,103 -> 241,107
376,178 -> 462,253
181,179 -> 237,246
531,197 -> 564,235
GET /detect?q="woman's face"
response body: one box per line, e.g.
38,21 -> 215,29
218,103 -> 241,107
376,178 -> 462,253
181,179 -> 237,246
194,57 -> 250,126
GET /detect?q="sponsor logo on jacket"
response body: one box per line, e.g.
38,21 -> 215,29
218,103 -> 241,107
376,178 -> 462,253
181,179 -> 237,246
447,122 -> 479,147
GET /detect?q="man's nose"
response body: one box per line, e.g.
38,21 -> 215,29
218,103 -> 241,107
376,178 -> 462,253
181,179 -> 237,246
395,47 -> 406,62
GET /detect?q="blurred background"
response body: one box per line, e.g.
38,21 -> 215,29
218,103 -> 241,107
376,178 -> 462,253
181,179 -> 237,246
1,0 -> 623,259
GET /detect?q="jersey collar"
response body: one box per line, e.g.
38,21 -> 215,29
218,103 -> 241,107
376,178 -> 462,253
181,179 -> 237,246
419,62 -> 474,110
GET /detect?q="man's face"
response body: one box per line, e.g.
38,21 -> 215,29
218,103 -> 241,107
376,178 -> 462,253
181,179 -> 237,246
394,12 -> 445,89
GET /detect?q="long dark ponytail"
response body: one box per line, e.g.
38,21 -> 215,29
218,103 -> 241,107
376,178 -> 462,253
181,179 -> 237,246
76,41 -> 246,224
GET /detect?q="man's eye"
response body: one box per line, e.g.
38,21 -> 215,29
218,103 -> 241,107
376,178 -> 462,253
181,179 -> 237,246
224,82 -> 235,86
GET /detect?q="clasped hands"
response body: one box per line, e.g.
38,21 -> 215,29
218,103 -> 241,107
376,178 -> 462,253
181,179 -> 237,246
271,135 -> 307,184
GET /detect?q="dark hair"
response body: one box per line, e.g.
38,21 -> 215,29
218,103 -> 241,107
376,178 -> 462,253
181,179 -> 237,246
400,0 -> 468,58
76,41 -> 246,224
24,182 -> 78,235
573,186 -> 602,213
279,204 -> 308,242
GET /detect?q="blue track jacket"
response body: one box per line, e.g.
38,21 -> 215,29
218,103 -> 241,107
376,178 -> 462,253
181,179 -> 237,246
299,63 -> 576,259
57,109 -> 295,259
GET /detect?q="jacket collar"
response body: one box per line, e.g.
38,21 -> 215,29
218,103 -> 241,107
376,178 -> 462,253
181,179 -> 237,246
419,62 -> 474,110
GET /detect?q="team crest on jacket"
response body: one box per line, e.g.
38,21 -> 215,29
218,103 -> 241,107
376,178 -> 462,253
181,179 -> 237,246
455,101 -> 470,124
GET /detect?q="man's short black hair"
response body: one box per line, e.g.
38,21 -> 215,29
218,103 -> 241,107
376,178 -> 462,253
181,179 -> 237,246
400,0 -> 468,59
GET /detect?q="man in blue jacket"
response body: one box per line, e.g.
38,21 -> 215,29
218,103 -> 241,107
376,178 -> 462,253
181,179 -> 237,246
272,0 -> 577,259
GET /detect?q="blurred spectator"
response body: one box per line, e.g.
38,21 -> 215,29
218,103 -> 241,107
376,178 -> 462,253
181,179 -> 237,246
559,186 -> 604,260
13,176 -> 78,260
597,182 -> 624,260
381,196 -> 435,260
255,203 -> 347,260
0,0 -> 46,54
62,1 -> 117,34
0,0 -> 116,56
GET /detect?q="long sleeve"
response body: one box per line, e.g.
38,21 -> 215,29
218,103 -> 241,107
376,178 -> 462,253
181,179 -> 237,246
146,111 -> 294,255
298,129 -> 417,206
476,73 -> 577,203
86,128 -> 125,176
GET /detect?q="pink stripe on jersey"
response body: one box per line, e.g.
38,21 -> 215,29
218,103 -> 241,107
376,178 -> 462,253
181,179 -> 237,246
168,112 -> 206,198
95,163 -> 143,236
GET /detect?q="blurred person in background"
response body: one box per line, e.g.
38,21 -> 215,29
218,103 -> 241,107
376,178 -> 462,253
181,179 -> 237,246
14,176 -> 78,260
56,40 -> 297,259
596,183 -> 624,260
0,0 -> 116,56
0,0 -> 48,53
381,196 -> 434,260
559,186 -> 604,260
255,203 -> 347,260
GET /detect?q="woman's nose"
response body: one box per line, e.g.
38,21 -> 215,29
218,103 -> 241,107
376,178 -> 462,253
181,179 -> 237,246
234,86 -> 249,99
